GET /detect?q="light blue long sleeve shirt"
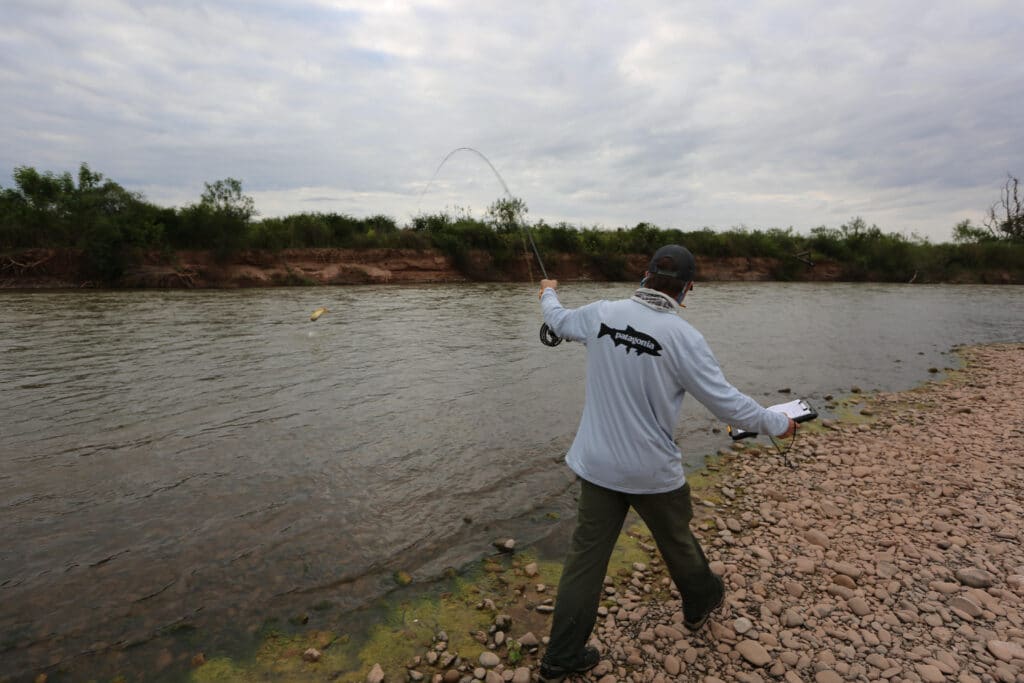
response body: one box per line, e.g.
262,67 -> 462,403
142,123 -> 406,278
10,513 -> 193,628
541,287 -> 789,494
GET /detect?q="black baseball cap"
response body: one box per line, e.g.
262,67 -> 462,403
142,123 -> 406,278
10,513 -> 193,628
647,244 -> 696,283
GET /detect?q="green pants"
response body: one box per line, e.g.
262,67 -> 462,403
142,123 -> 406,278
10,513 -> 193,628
544,478 -> 717,667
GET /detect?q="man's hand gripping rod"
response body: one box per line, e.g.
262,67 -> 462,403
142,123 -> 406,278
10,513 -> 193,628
520,224 -> 562,347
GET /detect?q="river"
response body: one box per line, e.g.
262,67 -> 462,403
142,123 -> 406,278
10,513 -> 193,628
1,282 -> 1022,678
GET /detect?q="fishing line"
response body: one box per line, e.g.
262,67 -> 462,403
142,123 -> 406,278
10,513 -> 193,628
417,147 -> 515,213
417,147 -> 562,347
769,430 -> 799,468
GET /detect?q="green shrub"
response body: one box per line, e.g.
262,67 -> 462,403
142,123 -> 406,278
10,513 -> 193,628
2,165 -> 1021,285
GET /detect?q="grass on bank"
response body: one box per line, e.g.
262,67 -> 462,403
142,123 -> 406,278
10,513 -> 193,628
183,533 -> 659,683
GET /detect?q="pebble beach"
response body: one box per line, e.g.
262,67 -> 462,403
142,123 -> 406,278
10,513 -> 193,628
369,343 -> 1024,683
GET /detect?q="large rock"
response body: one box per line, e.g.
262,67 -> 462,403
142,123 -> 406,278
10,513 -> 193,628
492,538 -> 516,553
948,595 -> 983,618
954,568 -> 995,588
847,597 -> 871,616
735,640 -> 771,667
914,663 -> 946,682
478,652 -> 500,668
518,632 -> 539,648
987,640 -> 1024,663
367,663 -> 385,683
814,672 -> 843,683
804,530 -> 830,548
654,624 -> 684,640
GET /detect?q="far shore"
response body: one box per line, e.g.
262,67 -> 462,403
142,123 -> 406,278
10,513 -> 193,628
2,247 -> 1022,289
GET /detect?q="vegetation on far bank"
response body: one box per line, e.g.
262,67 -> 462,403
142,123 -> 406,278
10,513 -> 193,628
1,163 -> 1023,285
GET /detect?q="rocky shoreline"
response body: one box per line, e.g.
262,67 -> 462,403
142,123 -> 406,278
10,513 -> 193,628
357,344 -> 1023,683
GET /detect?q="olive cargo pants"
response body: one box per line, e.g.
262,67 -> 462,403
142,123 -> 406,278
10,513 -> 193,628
543,478 -> 718,667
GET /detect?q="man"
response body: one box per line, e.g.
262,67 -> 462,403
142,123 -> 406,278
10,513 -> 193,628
536,244 -> 796,682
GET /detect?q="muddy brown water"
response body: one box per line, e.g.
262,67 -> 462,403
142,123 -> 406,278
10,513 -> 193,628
2,282 -> 1022,679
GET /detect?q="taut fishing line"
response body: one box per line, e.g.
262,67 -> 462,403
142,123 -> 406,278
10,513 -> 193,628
417,147 -> 563,347
769,430 -> 799,468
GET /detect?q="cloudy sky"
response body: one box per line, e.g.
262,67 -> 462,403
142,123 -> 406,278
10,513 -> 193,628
2,1 -> 1021,242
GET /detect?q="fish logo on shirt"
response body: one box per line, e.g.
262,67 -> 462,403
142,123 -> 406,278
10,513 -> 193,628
598,323 -> 662,357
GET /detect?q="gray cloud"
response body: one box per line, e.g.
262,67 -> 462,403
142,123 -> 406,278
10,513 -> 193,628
1,0 -> 1021,241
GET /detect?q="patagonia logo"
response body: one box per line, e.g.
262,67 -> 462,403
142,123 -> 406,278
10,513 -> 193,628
598,323 -> 662,357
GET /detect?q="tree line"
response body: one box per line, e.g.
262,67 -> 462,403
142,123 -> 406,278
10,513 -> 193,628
1,163 -> 1022,284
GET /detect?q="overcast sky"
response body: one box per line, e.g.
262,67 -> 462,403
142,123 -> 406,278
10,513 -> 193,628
2,1 -> 1022,242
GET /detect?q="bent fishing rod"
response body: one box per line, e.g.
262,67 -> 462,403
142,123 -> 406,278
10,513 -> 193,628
519,222 -> 564,347
418,147 -> 564,347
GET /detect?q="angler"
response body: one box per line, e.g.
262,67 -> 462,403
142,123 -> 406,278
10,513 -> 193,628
534,244 -> 796,682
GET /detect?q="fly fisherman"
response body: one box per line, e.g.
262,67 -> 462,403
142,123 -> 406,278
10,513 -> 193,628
535,244 -> 796,682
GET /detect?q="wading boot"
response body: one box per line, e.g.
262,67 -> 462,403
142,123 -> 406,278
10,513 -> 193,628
538,645 -> 601,683
683,574 -> 725,631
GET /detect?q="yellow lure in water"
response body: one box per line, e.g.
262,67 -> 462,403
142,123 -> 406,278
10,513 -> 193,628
310,307 -> 329,321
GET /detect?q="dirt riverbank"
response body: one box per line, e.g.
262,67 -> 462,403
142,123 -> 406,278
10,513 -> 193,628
0,247 -> 845,288
3,247 -> 1020,289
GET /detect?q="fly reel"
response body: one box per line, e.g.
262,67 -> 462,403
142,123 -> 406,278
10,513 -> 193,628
539,323 -> 563,347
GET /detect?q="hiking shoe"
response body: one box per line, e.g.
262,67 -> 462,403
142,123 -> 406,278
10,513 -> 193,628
683,574 -> 725,631
538,645 -> 601,683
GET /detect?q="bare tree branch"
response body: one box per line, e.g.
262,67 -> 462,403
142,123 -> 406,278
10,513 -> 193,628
985,173 -> 1024,240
